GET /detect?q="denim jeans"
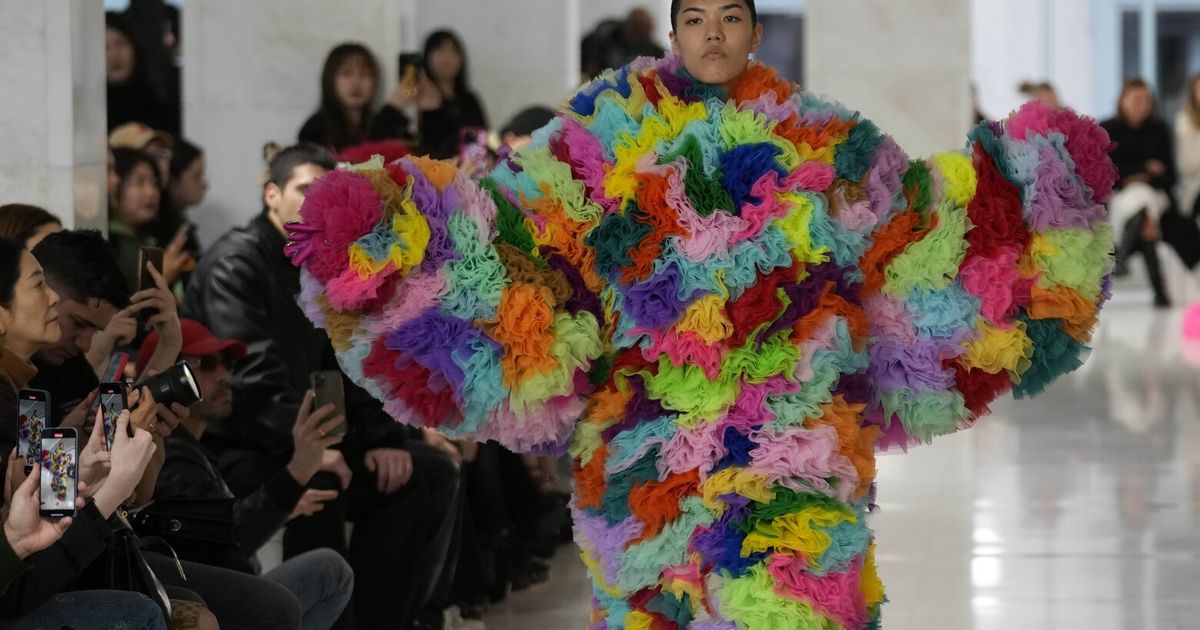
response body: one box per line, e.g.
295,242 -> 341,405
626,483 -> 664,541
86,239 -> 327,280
146,552 -> 302,630
263,549 -> 354,630
3,590 -> 167,630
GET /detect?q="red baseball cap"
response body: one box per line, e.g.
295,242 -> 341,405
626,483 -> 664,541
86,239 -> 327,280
136,319 -> 248,376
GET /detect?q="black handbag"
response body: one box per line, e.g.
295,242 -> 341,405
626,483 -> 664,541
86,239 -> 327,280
130,497 -> 238,548
80,514 -> 175,625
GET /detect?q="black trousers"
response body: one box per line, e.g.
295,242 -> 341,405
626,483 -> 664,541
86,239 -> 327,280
1117,209 -> 1169,304
213,441 -> 461,630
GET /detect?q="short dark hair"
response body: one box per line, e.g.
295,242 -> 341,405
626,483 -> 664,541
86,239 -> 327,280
169,138 -> 203,180
0,238 -> 23,309
32,230 -> 131,309
267,143 -> 337,191
670,0 -> 758,31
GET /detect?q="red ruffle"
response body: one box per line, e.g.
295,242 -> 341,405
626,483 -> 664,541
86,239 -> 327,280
966,142 -> 1029,260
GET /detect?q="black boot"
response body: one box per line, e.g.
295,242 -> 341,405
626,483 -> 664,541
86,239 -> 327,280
1141,237 -> 1171,308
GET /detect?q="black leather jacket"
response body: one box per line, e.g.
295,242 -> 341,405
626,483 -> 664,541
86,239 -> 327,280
154,429 -> 305,573
181,213 -> 417,463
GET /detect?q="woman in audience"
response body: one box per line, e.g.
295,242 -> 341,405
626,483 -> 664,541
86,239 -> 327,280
157,138 -> 208,261
109,148 -> 193,292
105,12 -> 177,134
414,30 -> 489,160
0,205 -> 62,250
0,236 -> 171,624
1176,74 -> 1200,218
299,43 -> 382,152
1103,79 -> 1176,307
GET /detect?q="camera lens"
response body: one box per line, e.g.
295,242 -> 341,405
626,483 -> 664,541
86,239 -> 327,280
141,362 -> 204,408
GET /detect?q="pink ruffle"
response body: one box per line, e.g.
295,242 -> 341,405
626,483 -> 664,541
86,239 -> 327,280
749,425 -> 861,501
768,555 -> 872,629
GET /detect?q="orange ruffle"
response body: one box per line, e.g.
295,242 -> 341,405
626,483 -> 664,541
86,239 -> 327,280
408,155 -> 458,192
1029,284 -> 1099,342
622,170 -> 689,283
806,395 -> 879,499
574,443 -> 609,510
859,210 -> 928,297
488,283 -> 558,384
728,63 -> 794,108
628,469 -> 701,544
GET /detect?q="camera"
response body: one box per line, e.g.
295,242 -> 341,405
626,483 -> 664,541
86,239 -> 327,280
140,362 -> 204,408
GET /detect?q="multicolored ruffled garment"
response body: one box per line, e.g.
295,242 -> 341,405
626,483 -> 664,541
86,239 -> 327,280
285,55 -> 1116,629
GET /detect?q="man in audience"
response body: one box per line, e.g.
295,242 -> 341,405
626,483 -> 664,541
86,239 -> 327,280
144,319 -> 354,630
29,229 -> 183,423
183,143 -> 462,629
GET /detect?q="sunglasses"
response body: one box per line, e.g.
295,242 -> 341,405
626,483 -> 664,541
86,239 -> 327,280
186,354 -> 232,371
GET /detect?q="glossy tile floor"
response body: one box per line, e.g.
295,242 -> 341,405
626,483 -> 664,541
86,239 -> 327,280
486,285 -> 1200,630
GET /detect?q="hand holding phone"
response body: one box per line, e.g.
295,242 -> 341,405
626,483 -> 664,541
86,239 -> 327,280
4,461 -> 75,557
135,247 -> 164,329
39,428 -> 78,518
287,389 -> 346,486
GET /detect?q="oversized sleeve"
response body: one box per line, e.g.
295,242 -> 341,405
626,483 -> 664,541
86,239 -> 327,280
284,137 -> 606,454
858,101 -> 1117,448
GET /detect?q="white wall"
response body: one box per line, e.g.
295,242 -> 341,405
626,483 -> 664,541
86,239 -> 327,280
805,0 -> 973,158
0,0 -> 108,230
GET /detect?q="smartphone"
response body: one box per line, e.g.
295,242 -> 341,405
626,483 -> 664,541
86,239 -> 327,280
17,389 -> 50,472
137,246 -> 164,327
101,352 -> 129,384
398,52 -> 422,83
459,127 -> 489,166
39,427 -> 78,518
310,371 -> 347,436
98,382 -> 127,450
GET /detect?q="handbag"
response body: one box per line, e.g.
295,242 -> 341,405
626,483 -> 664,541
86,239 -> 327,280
79,513 -> 175,625
130,497 -> 237,548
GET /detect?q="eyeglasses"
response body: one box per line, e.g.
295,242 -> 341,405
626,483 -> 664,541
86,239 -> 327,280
186,354 -> 231,371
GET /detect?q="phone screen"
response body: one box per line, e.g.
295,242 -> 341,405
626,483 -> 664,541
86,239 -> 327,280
17,393 -> 48,468
99,385 -> 125,450
39,430 -> 77,517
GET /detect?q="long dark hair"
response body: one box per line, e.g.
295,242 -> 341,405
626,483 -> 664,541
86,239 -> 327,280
0,238 -> 25,309
422,30 -> 471,98
317,43 -> 380,150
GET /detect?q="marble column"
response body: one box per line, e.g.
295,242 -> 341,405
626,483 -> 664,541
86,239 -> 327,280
0,0 -> 108,231
804,0 -> 972,158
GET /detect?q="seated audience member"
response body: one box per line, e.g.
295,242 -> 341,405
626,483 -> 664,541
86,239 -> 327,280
109,122 -> 176,186
146,320 -> 354,629
1103,79 -> 1177,307
110,148 -> 193,292
0,456 -> 169,630
300,44 -> 384,152
0,205 -> 62,250
157,138 -> 208,262
28,230 -> 182,425
0,236 -> 163,618
413,30 -> 489,160
183,143 -> 462,629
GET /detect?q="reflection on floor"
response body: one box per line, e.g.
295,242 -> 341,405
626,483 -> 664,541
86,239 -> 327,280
486,289 -> 1200,630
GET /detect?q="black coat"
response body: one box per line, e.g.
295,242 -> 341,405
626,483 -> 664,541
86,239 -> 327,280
181,214 -> 417,462
154,429 -> 305,573
1101,117 -> 1177,193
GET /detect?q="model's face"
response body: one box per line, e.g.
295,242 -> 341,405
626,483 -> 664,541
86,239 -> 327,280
669,0 -> 762,86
